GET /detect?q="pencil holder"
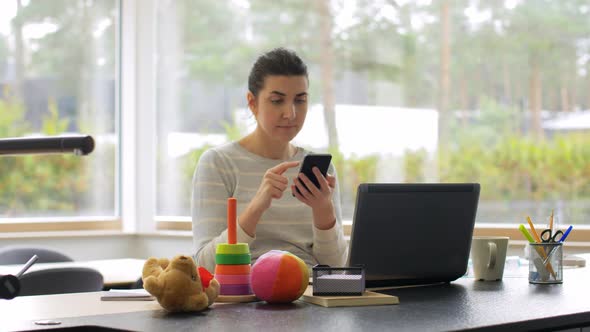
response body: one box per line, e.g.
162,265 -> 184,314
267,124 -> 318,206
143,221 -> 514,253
528,242 -> 563,284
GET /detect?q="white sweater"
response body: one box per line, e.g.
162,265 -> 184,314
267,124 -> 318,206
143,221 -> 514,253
191,141 -> 348,272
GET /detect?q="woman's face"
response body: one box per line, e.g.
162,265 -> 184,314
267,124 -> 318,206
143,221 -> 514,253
248,75 -> 308,144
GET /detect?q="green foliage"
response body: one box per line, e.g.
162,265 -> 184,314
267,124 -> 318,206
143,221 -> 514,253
42,100 -> 70,135
437,97 -> 590,202
328,147 -> 379,202
0,89 -> 29,137
449,97 -> 523,148
404,148 -> 427,183
439,134 -> 590,201
347,154 -> 379,189
0,97 -> 89,216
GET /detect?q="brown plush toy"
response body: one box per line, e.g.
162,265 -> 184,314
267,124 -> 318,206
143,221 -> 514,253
142,255 -> 220,312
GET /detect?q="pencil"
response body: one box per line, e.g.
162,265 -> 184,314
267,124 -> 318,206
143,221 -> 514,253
526,216 -> 557,279
526,216 -> 542,243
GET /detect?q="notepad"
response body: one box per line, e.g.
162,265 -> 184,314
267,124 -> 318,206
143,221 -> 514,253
100,288 -> 155,301
300,286 -> 399,307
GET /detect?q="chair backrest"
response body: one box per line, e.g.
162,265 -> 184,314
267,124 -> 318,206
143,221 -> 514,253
0,246 -> 74,265
19,267 -> 104,296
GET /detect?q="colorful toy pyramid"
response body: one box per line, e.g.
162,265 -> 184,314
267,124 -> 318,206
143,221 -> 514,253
214,197 -> 254,297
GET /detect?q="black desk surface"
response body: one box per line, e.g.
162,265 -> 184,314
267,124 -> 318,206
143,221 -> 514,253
6,262 -> 590,332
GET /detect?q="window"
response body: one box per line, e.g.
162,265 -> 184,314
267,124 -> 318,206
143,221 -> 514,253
0,1 -> 118,224
155,0 -> 590,233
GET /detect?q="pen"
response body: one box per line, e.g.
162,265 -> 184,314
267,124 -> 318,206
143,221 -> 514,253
559,225 -> 573,243
543,225 -> 574,265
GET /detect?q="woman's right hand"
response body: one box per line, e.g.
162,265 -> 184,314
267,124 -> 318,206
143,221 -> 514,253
251,161 -> 300,212
239,161 -> 300,237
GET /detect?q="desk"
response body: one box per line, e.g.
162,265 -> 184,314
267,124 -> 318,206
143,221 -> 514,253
0,258 -> 145,288
3,255 -> 590,332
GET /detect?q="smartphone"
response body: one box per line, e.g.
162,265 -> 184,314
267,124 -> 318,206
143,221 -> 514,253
295,154 -> 332,196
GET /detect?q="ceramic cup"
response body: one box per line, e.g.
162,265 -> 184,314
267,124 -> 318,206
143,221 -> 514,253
470,236 -> 509,281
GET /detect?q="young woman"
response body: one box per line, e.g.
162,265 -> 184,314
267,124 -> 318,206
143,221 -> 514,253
192,48 -> 347,271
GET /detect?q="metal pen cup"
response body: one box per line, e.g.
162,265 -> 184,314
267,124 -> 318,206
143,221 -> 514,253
528,242 -> 563,284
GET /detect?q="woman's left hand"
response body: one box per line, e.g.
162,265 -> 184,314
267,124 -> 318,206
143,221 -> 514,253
292,167 -> 337,230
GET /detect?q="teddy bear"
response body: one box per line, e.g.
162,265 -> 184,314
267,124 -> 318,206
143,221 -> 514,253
142,255 -> 220,312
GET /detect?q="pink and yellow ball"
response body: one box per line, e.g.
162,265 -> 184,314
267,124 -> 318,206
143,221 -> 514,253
250,250 -> 309,303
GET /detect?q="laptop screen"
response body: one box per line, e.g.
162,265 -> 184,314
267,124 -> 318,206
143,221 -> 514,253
347,183 -> 480,287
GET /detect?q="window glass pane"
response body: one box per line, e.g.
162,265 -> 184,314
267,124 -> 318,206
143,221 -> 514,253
0,0 -> 118,218
156,0 -> 590,226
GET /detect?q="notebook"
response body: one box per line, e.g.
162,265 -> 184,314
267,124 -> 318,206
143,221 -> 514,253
347,183 -> 480,288
300,286 -> 398,307
100,288 -> 155,301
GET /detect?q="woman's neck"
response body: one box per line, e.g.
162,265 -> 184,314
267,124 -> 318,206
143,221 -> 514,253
239,131 -> 296,160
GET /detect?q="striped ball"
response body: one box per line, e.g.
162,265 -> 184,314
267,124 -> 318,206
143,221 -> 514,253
250,250 -> 309,303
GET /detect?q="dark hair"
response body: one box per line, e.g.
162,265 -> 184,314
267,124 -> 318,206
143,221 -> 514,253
248,47 -> 308,97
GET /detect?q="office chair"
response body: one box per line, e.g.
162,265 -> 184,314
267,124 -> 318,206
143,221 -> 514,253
0,246 -> 74,265
18,267 -> 104,296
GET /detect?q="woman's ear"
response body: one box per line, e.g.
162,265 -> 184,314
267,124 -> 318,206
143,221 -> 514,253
247,91 -> 257,117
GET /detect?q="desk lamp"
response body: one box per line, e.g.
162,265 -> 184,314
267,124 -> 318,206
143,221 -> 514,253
0,135 -> 95,299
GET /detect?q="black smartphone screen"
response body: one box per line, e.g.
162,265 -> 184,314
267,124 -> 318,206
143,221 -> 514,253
295,154 -> 332,195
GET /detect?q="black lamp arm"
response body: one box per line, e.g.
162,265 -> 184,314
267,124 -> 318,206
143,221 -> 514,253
0,135 -> 95,156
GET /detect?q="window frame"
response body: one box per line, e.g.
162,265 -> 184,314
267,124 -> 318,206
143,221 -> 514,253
120,0 -> 157,234
0,217 -> 121,233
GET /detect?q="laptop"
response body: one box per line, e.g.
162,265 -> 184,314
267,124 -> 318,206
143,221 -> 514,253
347,183 -> 480,287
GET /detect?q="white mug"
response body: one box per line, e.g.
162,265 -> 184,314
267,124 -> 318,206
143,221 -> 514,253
470,236 -> 509,281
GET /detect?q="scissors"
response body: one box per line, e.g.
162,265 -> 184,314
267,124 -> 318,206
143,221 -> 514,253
540,228 -> 564,243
